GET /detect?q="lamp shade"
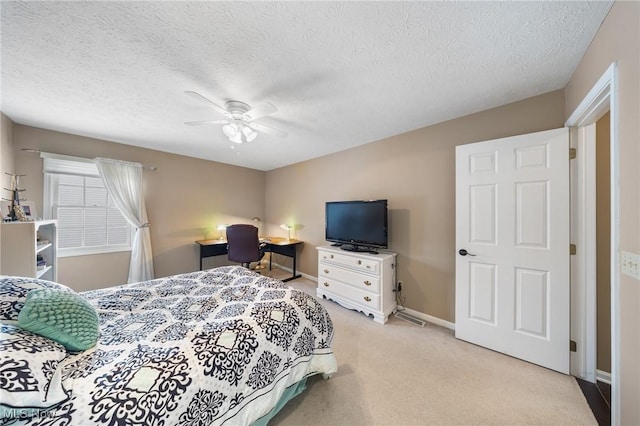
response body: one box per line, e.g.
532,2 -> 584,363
222,123 -> 238,138
242,126 -> 257,142
229,132 -> 243,144
280,224 -> 292,240
216,224 -> 228,240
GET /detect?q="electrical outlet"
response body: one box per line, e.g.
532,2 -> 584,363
621,251 -> 640,280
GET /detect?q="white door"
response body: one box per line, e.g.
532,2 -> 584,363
455,127 -> 570,374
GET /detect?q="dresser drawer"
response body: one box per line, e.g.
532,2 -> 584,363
319,262 -> 380,293
319,251 -> 380,274
318,278 -> 380,310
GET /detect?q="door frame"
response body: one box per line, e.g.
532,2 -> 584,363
565,62 -> 619,424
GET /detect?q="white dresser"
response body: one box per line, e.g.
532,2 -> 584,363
316,246 -> 397,324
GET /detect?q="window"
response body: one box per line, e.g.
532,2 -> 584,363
42,153 -> 132,257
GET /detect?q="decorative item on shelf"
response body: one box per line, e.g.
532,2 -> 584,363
19,201 -> 36,220
216,224 -> 229,240
36,255 -> 47,270
13,204 -> 28,221
280,223 -> 293,240
0,202 -> 9,221
2,173 -> 31,222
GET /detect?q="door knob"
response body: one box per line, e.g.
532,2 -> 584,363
458,249 -> 476,256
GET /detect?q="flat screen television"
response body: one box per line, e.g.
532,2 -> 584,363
325,199 -> 388,253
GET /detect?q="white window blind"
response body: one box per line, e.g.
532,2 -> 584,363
42,153 -> 132,257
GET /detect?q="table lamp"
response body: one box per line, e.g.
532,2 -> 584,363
217,224 -> 228,240
280,223 -> 292,240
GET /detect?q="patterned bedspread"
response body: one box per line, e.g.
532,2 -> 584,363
3,266 -> 337,425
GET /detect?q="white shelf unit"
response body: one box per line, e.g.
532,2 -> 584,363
317,246 -> 397,324
1,220 -> 58,282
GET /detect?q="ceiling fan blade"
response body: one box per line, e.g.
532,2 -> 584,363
249,122 -> 288,138
184,119 -> 229,126
244,102 -> 277,121
184,91 -> 229,117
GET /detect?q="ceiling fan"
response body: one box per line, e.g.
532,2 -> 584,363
184,91 -> 287,144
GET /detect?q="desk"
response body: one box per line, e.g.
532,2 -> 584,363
195,237 -> 304,282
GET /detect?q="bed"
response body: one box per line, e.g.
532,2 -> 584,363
0,266 -> 337,425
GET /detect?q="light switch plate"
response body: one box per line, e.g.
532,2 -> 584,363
621,251 -> 640,280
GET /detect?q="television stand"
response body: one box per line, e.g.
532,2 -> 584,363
317,246 -> 397,324
340,244 -> 379,254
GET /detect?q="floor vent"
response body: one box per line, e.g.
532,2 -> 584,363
394,311 -> 426,327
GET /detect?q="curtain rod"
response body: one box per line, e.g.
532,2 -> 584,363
21,149 -> 158,171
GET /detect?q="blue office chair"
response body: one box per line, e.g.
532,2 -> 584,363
226,224 -> 265,269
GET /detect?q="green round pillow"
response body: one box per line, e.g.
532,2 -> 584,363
18,288 -> 99,351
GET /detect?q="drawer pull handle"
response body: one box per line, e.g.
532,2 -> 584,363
364,280 -> 372,286
330,254 -> 334,259
323,282 -> 329,287
324,269 -> 329,274
364,296 -> 371,302
366,265 -> 371,269
357,260 -> 362,265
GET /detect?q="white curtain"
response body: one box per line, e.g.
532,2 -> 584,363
94,157 -> 154,283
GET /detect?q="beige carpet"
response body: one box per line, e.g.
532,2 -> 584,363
263,270 -> 597,426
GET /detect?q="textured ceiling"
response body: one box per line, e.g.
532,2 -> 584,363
1,1 -> 611,171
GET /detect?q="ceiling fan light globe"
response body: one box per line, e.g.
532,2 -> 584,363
229,132 -> 243,144
222,123 -> 238,138
242,126 -> 258,142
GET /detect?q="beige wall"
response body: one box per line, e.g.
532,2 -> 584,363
565,1 -> 639,423
12,124 -> 265,291
1,113 -> 15,192
596,112 -> 611,374
0,112 -> 17,270
265,90 -> 565,322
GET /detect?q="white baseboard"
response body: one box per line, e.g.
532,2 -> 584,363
596,369 -> 612,384
269,262 -> 317,282
397,307 -> 455,331
302,271 -> 317,282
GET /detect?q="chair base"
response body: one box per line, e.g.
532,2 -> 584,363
238,262 -> 262,273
